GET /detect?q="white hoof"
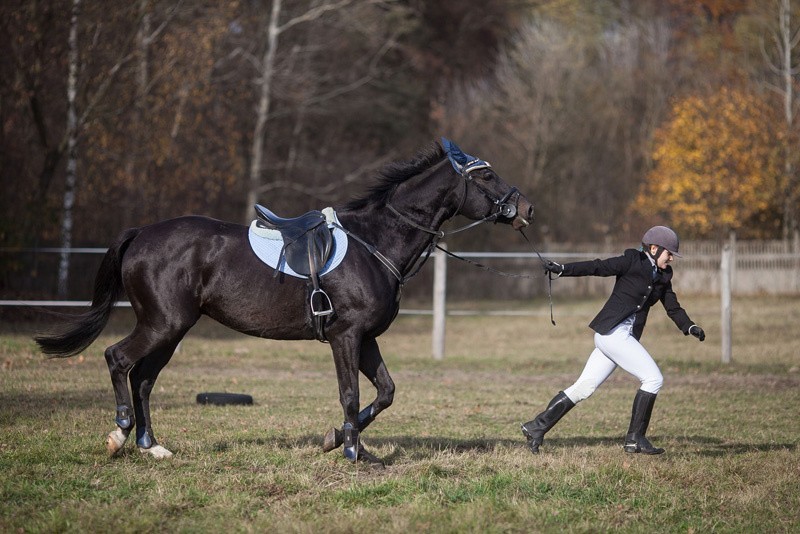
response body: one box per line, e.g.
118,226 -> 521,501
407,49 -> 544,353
106,427 -> 130,456
139,444 -> 173,459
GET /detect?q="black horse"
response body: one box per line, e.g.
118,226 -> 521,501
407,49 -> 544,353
36,139 -> 535,464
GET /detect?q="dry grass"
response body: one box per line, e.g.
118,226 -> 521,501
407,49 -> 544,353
1,295 -> 798,532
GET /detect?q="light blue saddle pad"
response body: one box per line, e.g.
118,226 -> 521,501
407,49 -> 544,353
247,207 -> 348,279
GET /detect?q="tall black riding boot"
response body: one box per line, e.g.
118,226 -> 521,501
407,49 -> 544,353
623,389 -> 665,455
521,391 -> 575,454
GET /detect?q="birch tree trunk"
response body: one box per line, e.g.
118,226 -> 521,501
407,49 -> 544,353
123,0 -> 151,229
244,0 -> 281,223
760,0 -> 799,240
243,0 -> 353,223
57,0 -> 81,298
779,0 -> 798,239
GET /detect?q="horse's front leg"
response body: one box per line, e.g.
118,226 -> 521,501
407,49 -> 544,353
356,338 -> 396,430
324,337 -> 394,459
329,333 -> 384,464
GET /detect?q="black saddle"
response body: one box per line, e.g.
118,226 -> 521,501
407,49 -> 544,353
254,204 -> 335,341
254,204 -> 334,277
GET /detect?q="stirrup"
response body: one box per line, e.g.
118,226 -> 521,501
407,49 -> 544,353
310,288 -> 334,316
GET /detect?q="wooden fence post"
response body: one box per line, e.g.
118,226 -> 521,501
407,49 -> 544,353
432,243 -> 447,360
794,228 -> 800,293
720,242 -> 732,364
729,230 -> 737,289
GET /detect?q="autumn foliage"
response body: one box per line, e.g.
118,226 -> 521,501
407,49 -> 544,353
634,88 -> 784,238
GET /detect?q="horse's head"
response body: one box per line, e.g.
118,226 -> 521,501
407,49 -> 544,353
442,138 -> 534,231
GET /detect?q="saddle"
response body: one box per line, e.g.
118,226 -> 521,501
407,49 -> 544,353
254,204 -> 335,341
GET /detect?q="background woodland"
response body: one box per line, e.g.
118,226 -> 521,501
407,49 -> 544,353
2,0 -> 799,296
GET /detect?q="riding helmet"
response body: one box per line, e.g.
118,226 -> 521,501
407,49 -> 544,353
642,226 -> 681,257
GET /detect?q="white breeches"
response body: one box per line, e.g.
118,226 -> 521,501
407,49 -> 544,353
564,316 -> 663,404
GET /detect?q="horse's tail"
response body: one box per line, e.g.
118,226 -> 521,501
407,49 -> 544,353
35,227 -> 140,359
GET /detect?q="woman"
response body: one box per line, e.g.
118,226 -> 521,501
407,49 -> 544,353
522,226 -> 705,455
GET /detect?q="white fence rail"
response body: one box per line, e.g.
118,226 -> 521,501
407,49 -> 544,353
3,240 -> 800,363
2,240 -> 800,302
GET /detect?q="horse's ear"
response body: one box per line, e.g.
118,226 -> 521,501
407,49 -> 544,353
441,137 -> 468,166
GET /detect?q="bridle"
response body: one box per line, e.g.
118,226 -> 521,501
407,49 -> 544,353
333,158 -> 523,286
382,158 -> 525,280
330,151 -> 557,323
386,159 -> 523,240
385,156 -> 558,325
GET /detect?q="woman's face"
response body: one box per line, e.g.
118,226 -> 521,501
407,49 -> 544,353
650,245 -> 674,269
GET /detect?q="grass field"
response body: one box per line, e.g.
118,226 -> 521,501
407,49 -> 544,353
1,296 -> 798,533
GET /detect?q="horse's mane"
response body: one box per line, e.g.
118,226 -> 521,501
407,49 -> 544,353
343,142 -> 446,211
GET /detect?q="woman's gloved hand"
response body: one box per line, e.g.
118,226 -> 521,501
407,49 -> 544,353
688,324 -> 705,342
544,261 -> 563,277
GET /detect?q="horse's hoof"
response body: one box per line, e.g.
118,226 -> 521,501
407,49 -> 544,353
323,427 -> 343,453
139,444 -> 173,459
106,427 -> 129,456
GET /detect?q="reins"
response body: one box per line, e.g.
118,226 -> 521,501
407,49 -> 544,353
333,217 -> 559,325
522,229 -> 558,326
386,204 -> 505,238
329,221 -> 404,283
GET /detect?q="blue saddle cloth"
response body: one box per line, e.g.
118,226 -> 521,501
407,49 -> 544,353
247,207 -> 348,278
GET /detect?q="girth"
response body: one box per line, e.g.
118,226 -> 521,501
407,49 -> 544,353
254,204 -> 335,341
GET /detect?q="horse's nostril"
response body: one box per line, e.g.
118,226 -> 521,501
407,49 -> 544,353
527,205 -> 535,221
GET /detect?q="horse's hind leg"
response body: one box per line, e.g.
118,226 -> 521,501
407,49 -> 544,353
129,338 -> 183,459
104,326 -> 152,455
324,337 -> 394,457
103,324 -> 187,457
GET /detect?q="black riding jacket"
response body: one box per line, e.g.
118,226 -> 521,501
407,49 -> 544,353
560,248 -> 694,340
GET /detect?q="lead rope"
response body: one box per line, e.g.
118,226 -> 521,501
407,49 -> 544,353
520,229 -> 556,326
334,220 -> 557,325
434,229 -> 556,326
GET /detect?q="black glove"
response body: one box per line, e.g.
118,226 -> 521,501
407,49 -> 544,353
689,325 -> 705,342
544,260 -> 563,276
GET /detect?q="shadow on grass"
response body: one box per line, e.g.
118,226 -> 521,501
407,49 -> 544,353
546,435 -> 796,456
0,389 -> 111,419
210,433 -> 796,465
212,434 -> 524,464
670,435 -> 797,456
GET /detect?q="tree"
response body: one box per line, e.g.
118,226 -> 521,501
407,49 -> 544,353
77,2 -> 244,235
239,0 -> 410,223
437,3 -> 683,244
633,87 -> 784,238
760,0 -> 800,239
57,0 -> 80,297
